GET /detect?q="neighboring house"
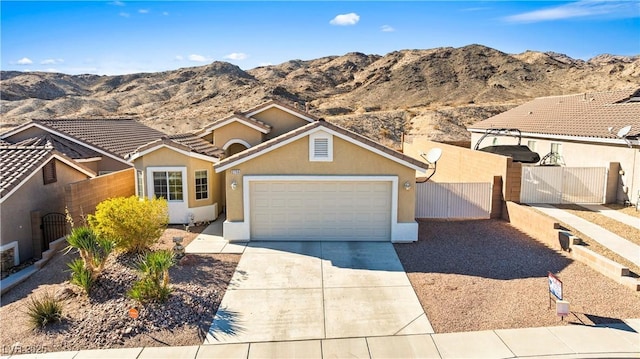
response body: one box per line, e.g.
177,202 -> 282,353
0,140 -> 95,266
468,88 -> 640,204
1,119 -> 167,174
214,119 -> 428,242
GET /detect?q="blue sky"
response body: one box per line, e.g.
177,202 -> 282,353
2,1 -> 639,75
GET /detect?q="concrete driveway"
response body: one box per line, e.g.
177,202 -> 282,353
205,241 -> 433,344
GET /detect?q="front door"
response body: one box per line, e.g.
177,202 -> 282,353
147,167 -> 189,224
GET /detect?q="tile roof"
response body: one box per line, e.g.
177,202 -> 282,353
13,134 -> 101,160
215,119 -> 428,171
130,133 -> 224,159
0,143 -> 94,199
32,119 -> 167,159
468,87 -> 640,139
200,113 -> 272,134
241,99 -> 320,121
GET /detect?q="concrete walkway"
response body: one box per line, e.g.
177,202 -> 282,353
184,215 -> 247,254
578,204 -> 640,229
532,204 -> 640,266
5,320 -> 640,358
205,241 -> 433,344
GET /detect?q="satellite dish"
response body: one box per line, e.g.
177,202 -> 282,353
425,148 -> 442,164
617,125 -> 632,138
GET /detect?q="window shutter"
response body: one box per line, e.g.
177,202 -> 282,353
43,161 -> 57,184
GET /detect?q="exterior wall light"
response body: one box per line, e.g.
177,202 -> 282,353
404,181 -> 412,191
231,180 -> 238,190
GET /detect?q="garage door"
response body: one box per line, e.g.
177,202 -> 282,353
250,180 -> 392,241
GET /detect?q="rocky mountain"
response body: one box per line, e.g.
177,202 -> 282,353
2,44 -> 638,147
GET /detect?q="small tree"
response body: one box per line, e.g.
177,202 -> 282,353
129,250 -> 175,303
89,196 -> 168,253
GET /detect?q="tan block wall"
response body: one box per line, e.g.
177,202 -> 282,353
224,134 -> 417,223
252,107 -> 311,139
65,168 -> 135,226
403,136 -> 522,217
502,201 -> 560,249
213,121 -> 263,149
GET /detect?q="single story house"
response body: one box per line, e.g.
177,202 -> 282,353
2,99 -> 428,247
467,88 -> 640,204
214,119 -> 428,242
0,139 -> 95,266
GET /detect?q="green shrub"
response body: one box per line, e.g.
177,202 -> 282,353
89,196 -> 168,253
67,259 -> 94,295
129,250 -> 175,303
25,292 -> 63,329
65,226 -> 113,280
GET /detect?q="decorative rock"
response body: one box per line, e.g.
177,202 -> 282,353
178,254 -> 198,266
55,287 -> 76,301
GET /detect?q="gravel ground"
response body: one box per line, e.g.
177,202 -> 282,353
394,219 -> 640,334
0,226 -> 239,356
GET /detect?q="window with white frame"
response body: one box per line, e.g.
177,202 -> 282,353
550,143 -> 562,165
153,171 -> 183,201
195,170 -> 208,200
527,140 -> 536,151
136,170 -> 144,198
309,131 -> 333,162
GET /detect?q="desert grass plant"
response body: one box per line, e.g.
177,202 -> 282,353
25,292 -> 63,329
67,258 -> 93,295
89,196 -> 169,253
129,250 -> 175,303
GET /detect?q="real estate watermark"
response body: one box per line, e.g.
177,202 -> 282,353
2,343 -> 48,355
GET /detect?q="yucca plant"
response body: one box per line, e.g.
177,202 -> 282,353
25,292 -> 63,329
65,226 -> 114,280
129,250 -> 175,303
67,258 -> 93,295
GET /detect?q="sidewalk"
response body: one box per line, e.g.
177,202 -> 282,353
578,204 -> 639,229
184,214 -> 246,254
4,320 -> 639,358
532,204 -> 640,266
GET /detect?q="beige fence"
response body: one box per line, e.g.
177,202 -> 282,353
520,166 -> 608,204
416,182 -> 492,219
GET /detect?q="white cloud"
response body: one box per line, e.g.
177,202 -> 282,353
119,12 -> 130,18
224,52 -> 248,61
43,68 -> 60,73
330,13 -> 360,26
162,11 -> 169,16
188,54 -> 209,62
17,57 -> 33,65
504,0 -> 638,23
381,25 -> 395,32
138,9 -> 149,14
41,58 -> 64,65
258,62 -> 273,67
109,1 -> 125,6
175,55 -> 184,61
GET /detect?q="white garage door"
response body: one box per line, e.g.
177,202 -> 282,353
250,180 -> 392,241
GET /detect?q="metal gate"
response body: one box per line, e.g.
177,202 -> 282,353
520,167 -> 607,204
41,212 -> 67,250
415,182 -> 492,219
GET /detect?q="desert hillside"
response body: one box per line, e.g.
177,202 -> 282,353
2,44 -> 638,146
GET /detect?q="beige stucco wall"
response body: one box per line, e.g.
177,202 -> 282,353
1,159 -> 90,263
471,133 -> 640,204
223,134 -> 417,223
252,107 -> 311,140
213,122 -> 263,149
132,147 -> 221,211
